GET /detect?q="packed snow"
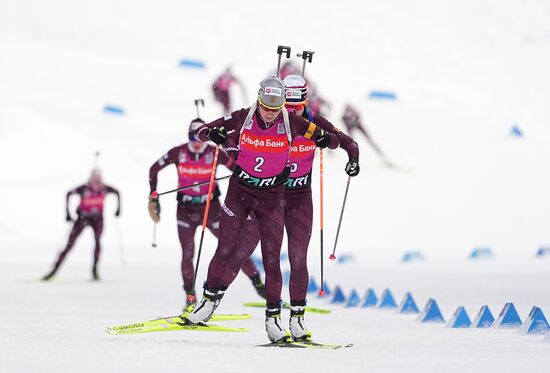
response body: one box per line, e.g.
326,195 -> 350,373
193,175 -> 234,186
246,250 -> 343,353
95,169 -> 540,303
1,0 -> 549,372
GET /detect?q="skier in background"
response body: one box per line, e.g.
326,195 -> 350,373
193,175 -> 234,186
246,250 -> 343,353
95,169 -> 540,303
148,118 -> 265,309
212,67 -> 247,115
183,76 -> 337,343
42,169 -> 120,281
218,75 -> 360,341
278,61 -> 301,80
342,103 -> 392,166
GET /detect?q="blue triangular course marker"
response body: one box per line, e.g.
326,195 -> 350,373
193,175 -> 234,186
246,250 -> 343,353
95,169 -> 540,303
346,289 -> 361,308
103,105 -> 125,115
280,253 -> 289,263
494,302 -> 522,329
251,255 -> 264,273
401,251 -> 424,263
331,286 -> 347,304
362,288 -> 378,308
377,289 -> 397,309
337,254 -> 355,264
447,306 -> 472,328
535,246 -> 550,257
469,247 -> 494,260
418,298 -> 445,323
471,305 -> 495,328
398,292 -> 420,314
307,277 -> 319,294
510,125 -> 523,137
519,306 -> 550,335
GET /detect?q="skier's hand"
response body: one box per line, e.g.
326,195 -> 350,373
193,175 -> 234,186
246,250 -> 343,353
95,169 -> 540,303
66,211 -> 74,222
207,127 -> 227,145
148,192 -> 161,223
315,130 -> 331,149
345,158 -> 360,177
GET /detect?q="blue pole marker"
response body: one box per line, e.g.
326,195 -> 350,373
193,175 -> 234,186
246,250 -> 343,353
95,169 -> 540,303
368,90 -> 397,100
307,277 -> 319,293
401,251 -> 425,263
535,246 -> 550,257
103,105 -> 125,115
494,302 -> 522,329
362,288 -> 378,308
346,289 -> 361,308
331,286 -> 347,304
471,305 -> 495,328
510,125 -> 523,137
447,306 -> 472,328
469,247 -> 494,260
519,306 -> 550,335
398,292 -> 420,314
179,59 -> 206,69
418,298 -> 445,323
377,289 -> 398,309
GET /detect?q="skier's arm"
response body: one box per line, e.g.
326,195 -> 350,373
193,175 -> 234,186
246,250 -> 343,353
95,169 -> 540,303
149,147 -> 179,194
289,113 -> 338,149
218,147 -> 237,171
105,186 -> 121,216
314,114 -> 360,160
195,108 -> 249,143
65,185 -> 83,221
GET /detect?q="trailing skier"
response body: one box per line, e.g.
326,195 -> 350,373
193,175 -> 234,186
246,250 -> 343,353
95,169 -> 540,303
42,168 -> 120,281
148,117 -> 265,308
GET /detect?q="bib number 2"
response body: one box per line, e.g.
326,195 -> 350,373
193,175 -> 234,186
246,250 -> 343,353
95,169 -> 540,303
254,157 -> 265,173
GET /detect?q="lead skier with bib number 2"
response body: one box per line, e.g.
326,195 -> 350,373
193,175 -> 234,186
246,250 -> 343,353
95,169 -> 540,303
182,76 -> 337,343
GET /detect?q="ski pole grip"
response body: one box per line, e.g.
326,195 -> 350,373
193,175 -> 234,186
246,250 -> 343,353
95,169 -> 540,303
298,51 -> 315,62
194,99 -> 204,107
277,45 -> 291,58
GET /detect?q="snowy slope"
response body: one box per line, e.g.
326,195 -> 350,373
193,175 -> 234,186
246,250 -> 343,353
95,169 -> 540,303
0,0 -> 550,372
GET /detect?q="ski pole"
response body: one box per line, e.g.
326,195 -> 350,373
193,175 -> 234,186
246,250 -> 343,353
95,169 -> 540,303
115,219 -> 126,265
151,223 -> 157,248
192,146 -> 221,290
318,148 -> 326,296
330,176 -> 352,261
276,45 -> 291,77
157,175 -> 231,197
297,51 -> 315,77
194,99 -> 204,117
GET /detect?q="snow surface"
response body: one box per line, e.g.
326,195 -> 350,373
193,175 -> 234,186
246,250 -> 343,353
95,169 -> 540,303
1,0 -> 550,372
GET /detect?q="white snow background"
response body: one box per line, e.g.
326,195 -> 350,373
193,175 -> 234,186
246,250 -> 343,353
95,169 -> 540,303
0,0 -> 549,372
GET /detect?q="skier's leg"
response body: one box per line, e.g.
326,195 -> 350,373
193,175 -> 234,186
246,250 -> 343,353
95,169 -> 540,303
91,218 -> 104,280
285,189 -> 314,341
285,189 -> 313,303
176,204 -> 200,296
43,217 -> 86,279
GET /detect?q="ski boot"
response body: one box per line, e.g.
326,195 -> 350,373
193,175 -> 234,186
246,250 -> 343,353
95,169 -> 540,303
92,267 -> 100,281
182,288 -> 224,324
41,271 -> 56,281
265,304 -> 290,343
289,301 -> 312,341
251,273 -> 266,299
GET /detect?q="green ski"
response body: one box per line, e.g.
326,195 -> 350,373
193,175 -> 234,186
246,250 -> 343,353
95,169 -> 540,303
105,322 -> 247,335
243,302 -> 331,314
108,313 -> 251,332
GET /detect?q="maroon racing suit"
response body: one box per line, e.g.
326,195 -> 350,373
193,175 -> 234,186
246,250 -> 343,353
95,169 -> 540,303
212,71 -> 239,114
47,184 -> 120,278
342,104 -> 386,158
195,106 -> 338,307
220,108 -> 359,304
148,143 -> 260,295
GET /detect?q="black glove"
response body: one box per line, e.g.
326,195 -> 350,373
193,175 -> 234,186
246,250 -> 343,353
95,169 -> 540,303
207,127 -> 227,145
345,159 -> 360,177
66,210 -> 74,222
315,130 -> 331,149
115,208 -> 120,217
